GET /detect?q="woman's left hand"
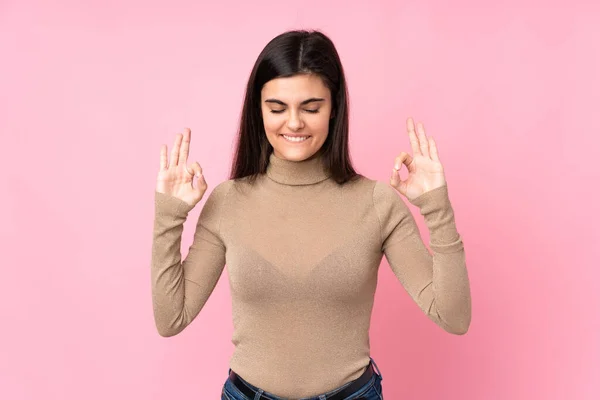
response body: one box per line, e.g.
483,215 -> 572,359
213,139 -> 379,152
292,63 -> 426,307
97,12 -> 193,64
390,117 -> 447,201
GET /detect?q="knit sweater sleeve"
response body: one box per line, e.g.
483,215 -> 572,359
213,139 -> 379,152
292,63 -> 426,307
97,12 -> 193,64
372,181 -> 471,335
150,180 -> 232,337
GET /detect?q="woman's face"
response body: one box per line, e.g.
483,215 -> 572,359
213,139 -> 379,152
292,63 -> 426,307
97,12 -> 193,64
260,73 -> 333,162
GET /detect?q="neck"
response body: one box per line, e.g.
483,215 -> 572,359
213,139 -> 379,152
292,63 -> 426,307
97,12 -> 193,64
266,151 -> 331,186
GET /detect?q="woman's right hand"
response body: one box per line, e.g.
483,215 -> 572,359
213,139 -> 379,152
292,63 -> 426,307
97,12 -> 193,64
156,127 -> 207,207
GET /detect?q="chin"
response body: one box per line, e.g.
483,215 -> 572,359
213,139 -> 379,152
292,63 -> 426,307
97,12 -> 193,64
274,149 -> 315,162
270,134 -> 326,161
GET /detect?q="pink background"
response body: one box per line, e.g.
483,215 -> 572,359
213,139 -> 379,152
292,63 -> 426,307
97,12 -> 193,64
1,0 -> 598,399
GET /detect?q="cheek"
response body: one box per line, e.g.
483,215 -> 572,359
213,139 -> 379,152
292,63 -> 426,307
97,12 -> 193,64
262,112 -> 282,134
309,115 -> 331,136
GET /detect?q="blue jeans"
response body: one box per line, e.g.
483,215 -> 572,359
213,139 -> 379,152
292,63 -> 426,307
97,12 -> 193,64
221,358 -> 384,400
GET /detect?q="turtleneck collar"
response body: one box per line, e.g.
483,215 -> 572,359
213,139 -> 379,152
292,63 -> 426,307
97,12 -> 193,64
265,152 -> 331,186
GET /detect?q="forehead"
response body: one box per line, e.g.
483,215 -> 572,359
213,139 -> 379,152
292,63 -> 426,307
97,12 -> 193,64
261,74 -> 330,101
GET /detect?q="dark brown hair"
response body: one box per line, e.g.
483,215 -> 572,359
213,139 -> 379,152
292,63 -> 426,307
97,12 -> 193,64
229,29 -> 359,185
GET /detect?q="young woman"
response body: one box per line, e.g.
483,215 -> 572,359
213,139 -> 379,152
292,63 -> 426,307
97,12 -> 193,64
151,30 -> 471,400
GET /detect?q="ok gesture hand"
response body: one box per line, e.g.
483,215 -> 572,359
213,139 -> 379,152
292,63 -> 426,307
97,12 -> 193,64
156,128 -> 207,207
390,118 -> 447,201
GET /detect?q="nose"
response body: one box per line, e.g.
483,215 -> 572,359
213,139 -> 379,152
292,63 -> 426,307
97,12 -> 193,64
286,110 -> 304,131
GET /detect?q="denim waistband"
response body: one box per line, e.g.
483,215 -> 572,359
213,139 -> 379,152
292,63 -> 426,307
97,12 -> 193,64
227,357 -> 383,400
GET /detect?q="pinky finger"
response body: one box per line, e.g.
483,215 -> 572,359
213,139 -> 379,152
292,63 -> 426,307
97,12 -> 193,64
429,137 -> 440,162
160,145 -> 168,170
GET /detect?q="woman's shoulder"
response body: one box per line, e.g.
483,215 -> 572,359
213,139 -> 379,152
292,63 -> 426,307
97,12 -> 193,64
210,175 -> 259,198
344,174 -> 409,209
341,173 -> 385,193
209,178 -> 236,195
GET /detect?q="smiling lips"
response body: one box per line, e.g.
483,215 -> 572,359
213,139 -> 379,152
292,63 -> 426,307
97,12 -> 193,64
281,134 -> 310,143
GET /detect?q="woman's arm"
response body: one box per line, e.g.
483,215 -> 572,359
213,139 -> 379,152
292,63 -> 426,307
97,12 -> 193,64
373,181 -> 472,334
150,180 -> 232,337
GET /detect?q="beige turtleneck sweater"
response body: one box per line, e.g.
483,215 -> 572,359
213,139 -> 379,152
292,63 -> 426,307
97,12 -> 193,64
151,152 -> 471,398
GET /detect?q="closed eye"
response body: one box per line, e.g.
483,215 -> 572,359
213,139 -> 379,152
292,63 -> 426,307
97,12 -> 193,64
269,109 -> 320,114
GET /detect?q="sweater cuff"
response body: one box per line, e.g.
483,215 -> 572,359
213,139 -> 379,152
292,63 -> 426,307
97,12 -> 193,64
409,185 -> 463,251
408,184 -> 452,213
154,190 -> 196,219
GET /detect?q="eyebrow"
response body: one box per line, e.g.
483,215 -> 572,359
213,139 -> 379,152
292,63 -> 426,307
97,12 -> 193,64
264,97 -> 325,106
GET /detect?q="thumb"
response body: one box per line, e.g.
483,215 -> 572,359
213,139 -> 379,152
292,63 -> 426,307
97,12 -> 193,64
188,162 -> 207,191
187,161 -> 202,175
390,168 -> 406,196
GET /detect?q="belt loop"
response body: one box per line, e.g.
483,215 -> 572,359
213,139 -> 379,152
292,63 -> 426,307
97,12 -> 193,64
370,357 -> 383,380
318,395 -> 327,400
254,389 -> 264,400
